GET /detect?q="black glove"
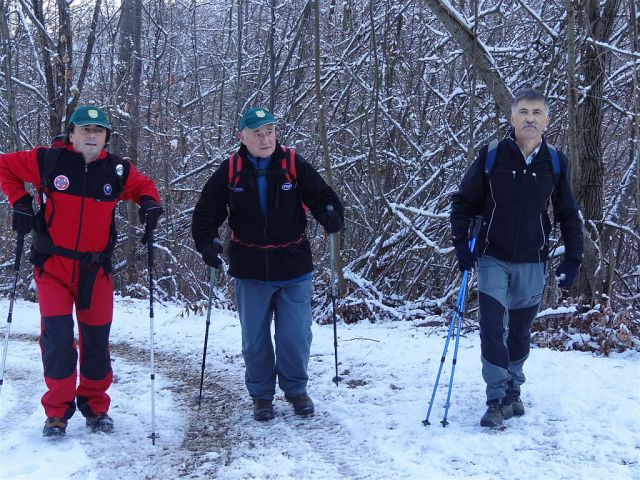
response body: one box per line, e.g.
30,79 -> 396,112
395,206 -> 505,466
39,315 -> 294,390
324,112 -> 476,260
321,205 -> 342,233
138,196 -> 164,230
12,194 -> 34,235
202,238 -> 223,268
555,259 -> 580,289
454,241 -> 477,272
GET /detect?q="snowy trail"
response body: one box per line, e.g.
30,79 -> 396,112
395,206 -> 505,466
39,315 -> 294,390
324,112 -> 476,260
0,335 -> 193,480
0,297 -> 639,480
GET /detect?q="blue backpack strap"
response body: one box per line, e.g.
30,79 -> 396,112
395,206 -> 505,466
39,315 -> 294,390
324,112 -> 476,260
483,140 -> 500,178
546,143 -> 560,185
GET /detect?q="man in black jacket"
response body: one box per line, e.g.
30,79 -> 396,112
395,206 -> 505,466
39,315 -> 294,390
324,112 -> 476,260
450,88 -> 583,428
192,107 -> 343,421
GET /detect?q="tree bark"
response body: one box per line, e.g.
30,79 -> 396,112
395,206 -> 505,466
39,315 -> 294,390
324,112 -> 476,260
423,0 -> 512,118
314,0 -> 345,296
0,0 -> 21,149
574,0 -> 622,303
114,0 -> 144,288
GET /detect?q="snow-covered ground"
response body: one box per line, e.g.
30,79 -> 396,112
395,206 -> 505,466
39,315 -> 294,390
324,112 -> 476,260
0,294 -> 638,479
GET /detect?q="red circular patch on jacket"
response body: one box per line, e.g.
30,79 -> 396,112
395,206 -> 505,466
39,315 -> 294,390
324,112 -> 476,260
54,175 -> 70,190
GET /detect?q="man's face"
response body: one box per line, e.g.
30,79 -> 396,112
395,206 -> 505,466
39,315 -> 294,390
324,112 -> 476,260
239,124 -> 276,158
509,99 -> 549,144
68,125 -> 107,163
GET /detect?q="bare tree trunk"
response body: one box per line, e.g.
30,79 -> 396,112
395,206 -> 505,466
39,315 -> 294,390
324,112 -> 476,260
0,0 -> 21,149
314,0 -> 345,295
235,0 -> 244,121
466,0 -> 478,165
69,0 -> 102,115
563,0 -> 580,193
268,0 -> 276,111
56,0 -> 72,128
31,0 -> 59,136
574,0 -> 622,303
113,0 -> 144,288
422,0 -> 512,118
630,0 -> 640,235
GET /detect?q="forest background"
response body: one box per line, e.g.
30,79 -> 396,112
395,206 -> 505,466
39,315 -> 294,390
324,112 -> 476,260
0,0 -> 638,353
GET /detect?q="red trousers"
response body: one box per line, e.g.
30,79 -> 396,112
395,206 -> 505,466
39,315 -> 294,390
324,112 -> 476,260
34,257 -> 113,419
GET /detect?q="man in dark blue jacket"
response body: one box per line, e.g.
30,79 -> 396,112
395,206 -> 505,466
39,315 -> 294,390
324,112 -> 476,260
192,107 -> 343,421
450,88 -> 583,428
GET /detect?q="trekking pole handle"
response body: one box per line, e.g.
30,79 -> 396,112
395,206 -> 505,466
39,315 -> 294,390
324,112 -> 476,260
470,215 -> 483,240
14,233 -> 25,272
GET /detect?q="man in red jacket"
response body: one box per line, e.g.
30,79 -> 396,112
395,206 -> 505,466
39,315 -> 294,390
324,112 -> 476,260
0,106 -> 163,437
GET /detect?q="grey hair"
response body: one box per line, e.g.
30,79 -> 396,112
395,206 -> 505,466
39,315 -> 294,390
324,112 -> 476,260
511,88 -> 549,113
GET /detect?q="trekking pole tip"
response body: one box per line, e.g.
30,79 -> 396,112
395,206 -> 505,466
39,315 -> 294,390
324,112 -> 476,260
332,375 -> 343,386
148,432 -> 159,445
440,419 -> 449,428
422,419 -> 431,426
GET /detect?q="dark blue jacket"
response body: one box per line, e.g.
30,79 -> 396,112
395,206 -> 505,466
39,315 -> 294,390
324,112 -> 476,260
450,131 -> 583,264
192,142 -> 343,281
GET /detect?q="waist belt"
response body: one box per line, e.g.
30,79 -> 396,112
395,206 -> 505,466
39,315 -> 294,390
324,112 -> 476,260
230,231 -> 305,250
33,231 -> 112,310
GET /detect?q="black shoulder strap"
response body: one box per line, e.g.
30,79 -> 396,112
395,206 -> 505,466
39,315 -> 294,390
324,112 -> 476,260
37,147 -> 64,196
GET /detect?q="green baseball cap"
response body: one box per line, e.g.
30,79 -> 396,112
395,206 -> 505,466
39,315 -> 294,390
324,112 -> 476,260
239,107 -> 277,131
69,106 -> 112,130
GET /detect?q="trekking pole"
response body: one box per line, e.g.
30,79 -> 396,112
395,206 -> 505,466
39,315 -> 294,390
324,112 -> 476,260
0,233 -> 25,397
198,266 -> 217,407
327,206 -> 342,386
146,227 -> 159,445
423,215 -> 482,427
440,216 -> 482,426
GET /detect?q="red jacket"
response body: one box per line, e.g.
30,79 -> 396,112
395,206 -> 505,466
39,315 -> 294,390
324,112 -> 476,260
0,145 -> 160,255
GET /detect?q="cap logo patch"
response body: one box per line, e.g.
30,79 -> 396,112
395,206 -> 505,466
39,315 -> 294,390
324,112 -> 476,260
281,182 -> 293,191
256,110 -> 266,118
88,109 -> 99,118
103,184 -> 112,195
54,175 -> 70,191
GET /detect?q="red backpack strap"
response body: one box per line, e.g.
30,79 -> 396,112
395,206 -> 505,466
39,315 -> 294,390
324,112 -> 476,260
280,147 -> 297,185
228,152 -> 242,189
280,147 -> 308,213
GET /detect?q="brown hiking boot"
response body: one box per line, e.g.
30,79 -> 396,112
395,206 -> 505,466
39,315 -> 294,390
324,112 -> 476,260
252,399 -> 275,421
86,413 -> 114,433
285,393 -> 314,416
43,417 -> 67,437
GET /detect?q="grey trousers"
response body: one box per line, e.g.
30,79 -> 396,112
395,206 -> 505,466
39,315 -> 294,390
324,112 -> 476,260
477,255 -> 545,403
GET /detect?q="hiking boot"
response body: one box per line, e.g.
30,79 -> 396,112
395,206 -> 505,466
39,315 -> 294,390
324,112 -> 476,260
501,399 -> 514,420
506,390 -> 525,417
43,417 -> 67,437
480,401 -> 505,428
252,399 -> 275,422
285,393 -> 315,416
86,413 -> 114,433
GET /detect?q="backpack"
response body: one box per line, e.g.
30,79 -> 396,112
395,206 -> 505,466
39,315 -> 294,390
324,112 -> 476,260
227,147 -> 308,212
483,140 -> 560,184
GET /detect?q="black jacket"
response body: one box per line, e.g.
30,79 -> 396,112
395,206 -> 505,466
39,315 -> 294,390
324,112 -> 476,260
192,142 -> 343,280
450,131 -> 583,264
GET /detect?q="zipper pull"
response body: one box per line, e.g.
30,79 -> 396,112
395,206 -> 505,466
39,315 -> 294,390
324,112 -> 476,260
532,172 -> 537,181
512,170 -> 516,179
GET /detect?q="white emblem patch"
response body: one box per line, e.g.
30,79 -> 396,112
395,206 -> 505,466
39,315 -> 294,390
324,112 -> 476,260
281,182 -> 293,191
54,175 -> 70,191
103,184 -> 112,195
